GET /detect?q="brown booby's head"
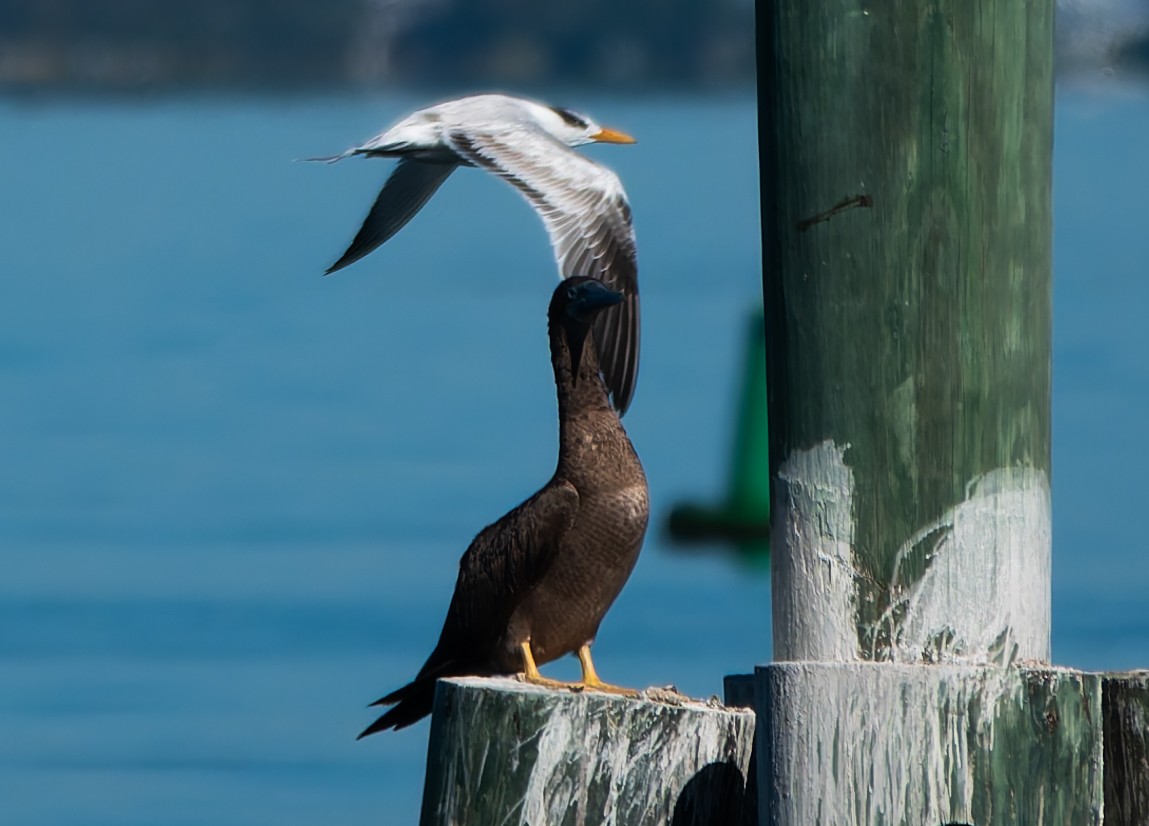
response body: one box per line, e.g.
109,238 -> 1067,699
548,276 -> 625,379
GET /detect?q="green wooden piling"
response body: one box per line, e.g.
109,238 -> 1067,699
759,0 -> 1055,665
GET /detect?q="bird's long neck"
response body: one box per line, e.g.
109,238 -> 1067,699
548,320 -> 614,426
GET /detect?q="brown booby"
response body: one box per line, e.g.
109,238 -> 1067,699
359,276 -> 649,736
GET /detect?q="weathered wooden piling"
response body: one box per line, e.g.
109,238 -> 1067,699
418,677 -> 756,826
752,0 -> 1104,822
757,664 -> 1103,824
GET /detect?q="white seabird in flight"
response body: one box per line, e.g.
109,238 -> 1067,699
315,93 -> 640,415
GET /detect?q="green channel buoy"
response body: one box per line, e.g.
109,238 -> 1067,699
667,308 -> 770,565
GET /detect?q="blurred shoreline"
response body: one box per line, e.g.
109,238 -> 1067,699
3,0 -> 1147,98
0,0 -> 754,96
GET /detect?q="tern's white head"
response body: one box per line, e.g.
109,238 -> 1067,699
522,100 -> 637,148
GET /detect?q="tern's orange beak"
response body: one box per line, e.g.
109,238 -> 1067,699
591,127 -> 637,144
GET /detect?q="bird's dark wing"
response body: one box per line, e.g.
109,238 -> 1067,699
433,479 -> 580,661
326,158 -> 457,274
358,480 -> 580,736
445,126 -> 640,415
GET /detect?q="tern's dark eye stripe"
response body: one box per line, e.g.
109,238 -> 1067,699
552,107 -> 589,129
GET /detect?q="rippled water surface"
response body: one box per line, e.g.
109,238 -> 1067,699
2,90 -> 1147,824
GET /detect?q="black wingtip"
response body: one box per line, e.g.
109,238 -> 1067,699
324,251 -> 359,275
323,236 -> 381,275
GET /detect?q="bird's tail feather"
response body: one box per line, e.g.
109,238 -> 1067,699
301,147 -> 410,164
358,656 -> 470,737
358,678 -> 436,737
301,148 -> 358,164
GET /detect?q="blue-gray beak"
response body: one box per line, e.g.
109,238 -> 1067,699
570,279 -> 624,319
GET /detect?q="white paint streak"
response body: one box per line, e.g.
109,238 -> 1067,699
523,710 -> 575,825
891,376 -> 917,471
876,467 -> 1051,664
773,437 -> 1051,664
772,440 -> 859,661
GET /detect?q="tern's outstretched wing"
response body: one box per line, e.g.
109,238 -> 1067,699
326,158 -> 458,275
447,126 -> 639,415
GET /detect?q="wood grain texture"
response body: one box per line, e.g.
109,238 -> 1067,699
724,674 -> 761,826
756,663 -> 1102,826
1103,671 -> 1149,826
757,0 -> 1055,663
723,673 -> 756,709
420,677 -> 756,826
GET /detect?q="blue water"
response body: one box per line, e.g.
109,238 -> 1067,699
1,90 -> 1147,824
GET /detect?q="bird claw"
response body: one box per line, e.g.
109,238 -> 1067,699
580,679 -> 639,697
517,672 -> 579,691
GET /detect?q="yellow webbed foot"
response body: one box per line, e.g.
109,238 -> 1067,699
518,641 -> 578,689
576,644 -> 639,697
